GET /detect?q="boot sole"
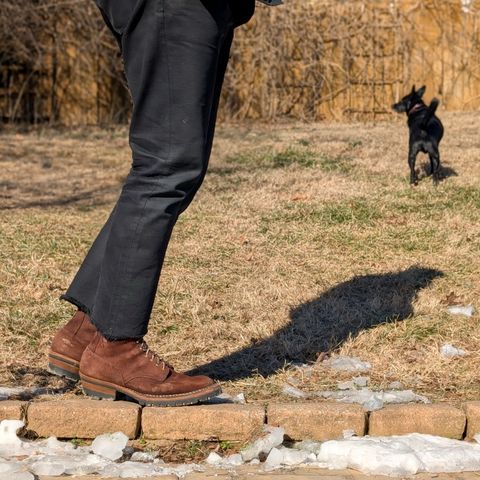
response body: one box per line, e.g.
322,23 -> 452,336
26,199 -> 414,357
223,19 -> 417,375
48,352 -> 80,382
80,373 -> 222,407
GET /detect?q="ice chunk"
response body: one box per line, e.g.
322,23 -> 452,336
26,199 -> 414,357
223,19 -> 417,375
316,388 -> 429,409
233,393 -> 246,404
30,460 -> 66,476
323,356 -> 371,372
382,389 -> 429,404
169,463 -> 204,478
363,394 -> 384,411
131,451 -> 157,463
317,433 -> 480,475
281,447 -> 315,465
0,460 -> 24,474
96,461 -> 159,478
448,305 -> 475,317
240,426 -> 284,461
63,454 -> 109,475
206,452 -> 222,465
343,429 -> 356,439
205,392 -> 246,405
337,380 -> 355,390
0,420 -> 24,447
282,384 -> 308,398
293,439 -> 322,454
205,452 -> 244,468
91,432 -> 129,461
265,447 -> 315,468
249,458 -> 260,465
265,447 -> 284,468
118,462 -> 157,478
440,343 -> 467,358
353,376 -> 370,387
222,453 -> 244,466
2,472 -> 35,480
318,437 -> 423,475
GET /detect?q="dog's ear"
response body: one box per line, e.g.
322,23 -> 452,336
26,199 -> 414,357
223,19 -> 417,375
417,85 -> 426,98
411,85 -> 416,94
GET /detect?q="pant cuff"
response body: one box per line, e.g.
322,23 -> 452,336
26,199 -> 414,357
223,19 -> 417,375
59,294 -> 92,316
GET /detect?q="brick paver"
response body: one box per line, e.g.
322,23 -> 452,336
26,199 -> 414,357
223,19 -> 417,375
27,399 -> 141,439
0,400 -> 27,421
463,401 -> 480,439
369,403 -> 466,439
142,403 -> 265,441
268,402 -> 367,441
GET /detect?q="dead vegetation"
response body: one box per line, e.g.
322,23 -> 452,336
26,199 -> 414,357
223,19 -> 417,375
1,111 -> 479,405
2,0 -> 480,124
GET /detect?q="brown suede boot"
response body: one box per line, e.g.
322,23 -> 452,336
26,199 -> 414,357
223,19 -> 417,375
79,332 -> 221,406
48,310 -> 97,381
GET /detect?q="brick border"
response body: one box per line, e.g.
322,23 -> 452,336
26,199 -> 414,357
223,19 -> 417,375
1,399 -> 479,442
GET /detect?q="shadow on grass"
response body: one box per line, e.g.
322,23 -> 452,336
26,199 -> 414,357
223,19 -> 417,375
190,266 -> 444,381
420,162 -> 458,182
3,365 -> 77,398
0,185 -> 120,210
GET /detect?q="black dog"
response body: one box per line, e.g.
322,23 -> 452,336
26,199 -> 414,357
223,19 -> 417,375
392,85 -> 444,185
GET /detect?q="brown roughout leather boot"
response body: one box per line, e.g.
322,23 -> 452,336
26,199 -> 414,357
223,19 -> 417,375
80,332 -> 221,407
48,310 -> 97,381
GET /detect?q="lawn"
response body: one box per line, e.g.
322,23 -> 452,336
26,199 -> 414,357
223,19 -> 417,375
1,111 -> 479,405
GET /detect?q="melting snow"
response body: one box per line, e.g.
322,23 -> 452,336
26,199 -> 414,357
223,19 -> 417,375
440,343 -> 467,358
316,434 -> 480,475
323,356 -> 371,372
282,384 -> 308,398
448,305 -> 475,317
0,419 -> 202,478
3,417 -> 480,477
91,432 -> 129,461
240,426 -> 285,462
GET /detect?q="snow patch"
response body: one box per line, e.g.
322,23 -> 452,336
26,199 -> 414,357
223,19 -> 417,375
323,356 -> 371,372
91,432 -> 129,461
440,343 -> 467,358
448,305 -> 475,317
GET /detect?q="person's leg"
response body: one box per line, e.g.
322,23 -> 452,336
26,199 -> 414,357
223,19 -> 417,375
178,28 -> 233,215
60,1 -> 255,317
88,0 -> 234,340
61,27 -> 233,316
60,207 -> 116,315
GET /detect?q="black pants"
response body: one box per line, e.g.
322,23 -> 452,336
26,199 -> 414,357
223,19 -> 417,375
61,0 -> 254,339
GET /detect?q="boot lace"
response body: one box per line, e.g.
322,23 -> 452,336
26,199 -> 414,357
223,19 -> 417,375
136,340 -> 173,370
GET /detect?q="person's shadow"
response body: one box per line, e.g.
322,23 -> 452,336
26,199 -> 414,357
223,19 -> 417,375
189,266 -> 443,381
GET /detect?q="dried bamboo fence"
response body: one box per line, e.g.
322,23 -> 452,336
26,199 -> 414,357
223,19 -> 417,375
1,0 -> 480,124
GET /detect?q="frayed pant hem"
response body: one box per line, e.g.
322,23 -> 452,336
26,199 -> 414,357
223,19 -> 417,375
59,294 -> 92,316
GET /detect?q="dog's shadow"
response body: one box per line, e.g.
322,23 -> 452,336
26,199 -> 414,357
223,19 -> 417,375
189,266 -> 443,381
420,161 -> 458,182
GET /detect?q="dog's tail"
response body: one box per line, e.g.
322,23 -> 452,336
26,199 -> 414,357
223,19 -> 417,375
420,98 -> 439,128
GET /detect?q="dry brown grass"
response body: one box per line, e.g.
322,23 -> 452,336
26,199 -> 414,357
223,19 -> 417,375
1,112 -> 480,405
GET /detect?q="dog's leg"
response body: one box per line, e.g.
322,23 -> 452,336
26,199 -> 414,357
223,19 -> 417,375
408,148 -> 418,185
431,151 -> 441,186
427,144 -> 441,185
429,154 -> 435,177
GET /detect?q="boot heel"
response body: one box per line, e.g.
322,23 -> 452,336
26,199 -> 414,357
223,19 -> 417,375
81,379 -> 117,400
48,354 -> 80,381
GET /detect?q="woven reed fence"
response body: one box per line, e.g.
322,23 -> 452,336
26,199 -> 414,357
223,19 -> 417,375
1,0 -> 480,124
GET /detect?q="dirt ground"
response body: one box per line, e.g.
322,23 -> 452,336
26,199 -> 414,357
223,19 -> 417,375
0,111 -> 479,405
